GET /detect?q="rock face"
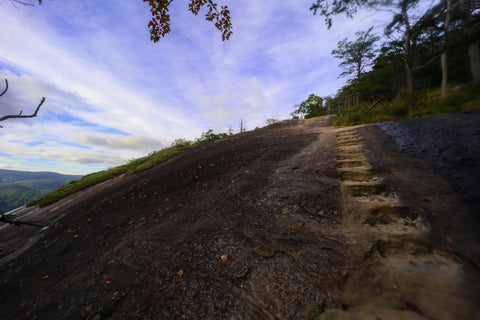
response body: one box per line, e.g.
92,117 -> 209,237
0,114 -> 479,320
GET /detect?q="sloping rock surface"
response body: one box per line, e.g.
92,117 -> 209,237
0,114 -> 479,320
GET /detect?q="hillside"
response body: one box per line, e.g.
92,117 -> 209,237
0,114 -> 479,320
0,169 -> 82,212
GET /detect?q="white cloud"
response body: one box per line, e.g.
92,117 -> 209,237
77,132 -> 164,152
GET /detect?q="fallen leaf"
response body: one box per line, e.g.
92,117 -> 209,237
333,210 -> 338,215
221,255 -> 228,263
269,180 -> 274,184
298,222 -> 304,227
245,170 -> 249,173
113,291 -> 119,296
282,211 -> 290,215
87,218 -> 92,222
74,234 -> 78,238
177,270 -> 184,277
391,172 -> 398,176
231,180 -> 235,183
316,162 -> 323,166
42,275 -> 49,280
445,236 -> 453,243
422,198 -> 431,203
105,278 -> 112,284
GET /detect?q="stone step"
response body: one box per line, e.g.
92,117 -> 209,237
337,160 -> 371,169
336,140 -> 365,147
341,180 -> 387,197
337,145 -> 365,154
338,168 -> 373,181
337,153 -> 367,161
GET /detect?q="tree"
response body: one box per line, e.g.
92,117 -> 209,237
458,0 -> 480,82
239,118 -> 247,132
291,94 -> 326,119
0,79 -> 46,128
332,26 -> 379,79
266,118 -> 279,125
143,0 -> 232,42
311,0 -> 432,91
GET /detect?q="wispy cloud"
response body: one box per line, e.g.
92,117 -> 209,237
0,0 -> 382,174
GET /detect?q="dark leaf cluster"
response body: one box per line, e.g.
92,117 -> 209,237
144,0 -> 232,42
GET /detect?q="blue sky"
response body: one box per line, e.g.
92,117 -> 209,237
0,0 -> 384,175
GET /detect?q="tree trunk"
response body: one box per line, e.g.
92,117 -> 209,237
441,53 -> 448,98
469,41 -> 480,83
441,0 -> 451,98
401,0 -> 414,92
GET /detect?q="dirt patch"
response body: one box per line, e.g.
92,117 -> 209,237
0,114 -> 479,320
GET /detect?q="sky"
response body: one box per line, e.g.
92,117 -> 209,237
0,0 -> 386,175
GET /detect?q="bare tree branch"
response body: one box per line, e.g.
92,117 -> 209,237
0,213 -> 46,227
0,79 -> 8,97
412,54 -> 440,71
0,79 -> 46,128
0,97 -> 46,126
10,0 -> 35,6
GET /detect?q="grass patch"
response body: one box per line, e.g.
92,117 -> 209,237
27,130 -> 230,208
331,83 -> 480,126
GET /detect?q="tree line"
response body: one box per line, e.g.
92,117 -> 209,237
293,0 -> 479,119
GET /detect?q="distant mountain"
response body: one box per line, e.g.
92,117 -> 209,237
0,169 -> 82,212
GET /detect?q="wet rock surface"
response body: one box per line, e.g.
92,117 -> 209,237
0,114 -> 479,319
377,111 -> 480,215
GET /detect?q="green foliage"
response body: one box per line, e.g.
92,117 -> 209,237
27,129 -> 230,208
195,129 -> 228,144
171,138 -> 193,148
292,94 -> 326,119
145,0 -> 232,42
331,83 -> 480,125
0,185 -> 43,213
332,26 -> 379,78
266,118 -> 279,125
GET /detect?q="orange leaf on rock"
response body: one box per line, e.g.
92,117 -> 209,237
221,255 -> 228,263
177,270 -> 184,277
